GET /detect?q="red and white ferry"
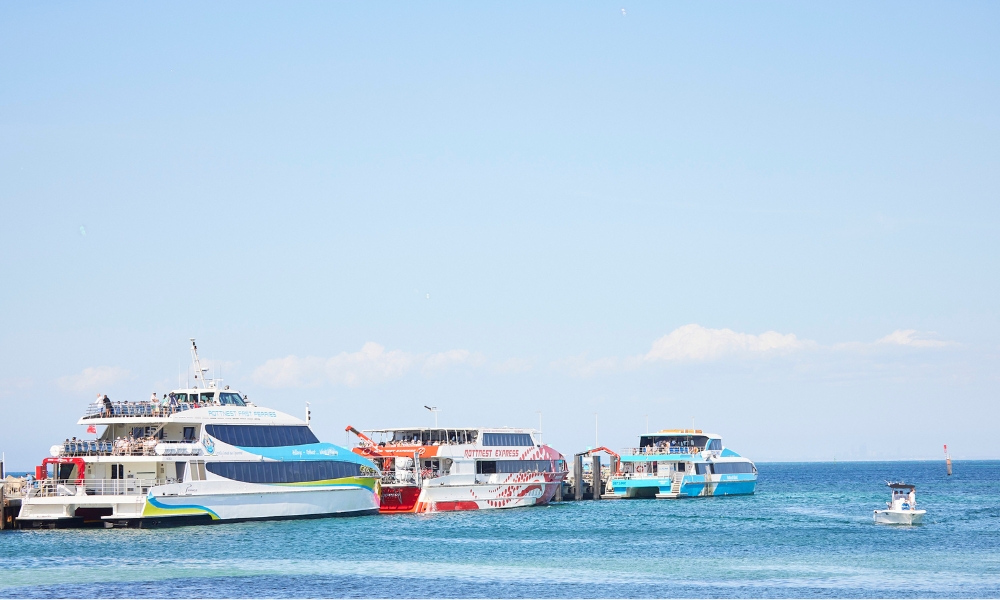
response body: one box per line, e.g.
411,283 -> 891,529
346,426 -> 568,513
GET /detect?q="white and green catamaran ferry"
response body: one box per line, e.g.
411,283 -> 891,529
604,429 -> 757,499
18,340 -> 380,528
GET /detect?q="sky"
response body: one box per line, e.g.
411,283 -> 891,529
1,2 -> 998,469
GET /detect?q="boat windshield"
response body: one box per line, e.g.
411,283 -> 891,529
219,392 -> 245,406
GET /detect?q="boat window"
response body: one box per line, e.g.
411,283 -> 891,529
713,461 -> 755,474
482,433 -> 533,446
707,439 -> 722,451
206,460 -> 364,483
696,463 -> 712,475
476,460 -> 554,474
205,424 -> 320,447
173,393 -> 188,402
183,427 -> 197,441
218,392 -> 245,406
200,392 -> 215,404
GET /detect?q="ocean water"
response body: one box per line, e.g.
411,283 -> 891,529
2,461 -> 999,598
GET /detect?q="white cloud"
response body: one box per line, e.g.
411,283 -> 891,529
253,343 -> 484,388
875,329 -> 956,348
423,349 -> 486,373
642,324 -> 806,362
833,329 -> 958,352
57,366 -> 131,392
552,324 -> 807,377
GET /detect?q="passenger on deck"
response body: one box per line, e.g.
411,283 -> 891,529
102,395 -> 113,415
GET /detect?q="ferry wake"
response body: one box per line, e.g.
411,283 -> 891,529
17,340 -> 380,528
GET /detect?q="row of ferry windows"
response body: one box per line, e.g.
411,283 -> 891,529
482,433 -> 534,447
629,461 -> 755,475
206,460 -> 363,483
383,432 -> 535,446
475,460 -> 558,474
696,462 -> 755,475
205,424 -> 320,447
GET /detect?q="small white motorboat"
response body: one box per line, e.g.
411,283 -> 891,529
874,482 -> 926,525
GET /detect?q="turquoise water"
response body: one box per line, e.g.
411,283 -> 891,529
2,461 -> 998,598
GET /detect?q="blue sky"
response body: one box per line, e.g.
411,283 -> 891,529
1,2 -> 998,469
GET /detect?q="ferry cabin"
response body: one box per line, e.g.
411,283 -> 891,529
605,429 -> 757,499
19,386 -> 380,528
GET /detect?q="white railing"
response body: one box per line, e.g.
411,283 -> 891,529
83,402 -> 201,419
27,478 -> 165,498
58,439 -> 202,457
3,477 -> 27,498
622,447 -> 703,456
612,472 -> 664,480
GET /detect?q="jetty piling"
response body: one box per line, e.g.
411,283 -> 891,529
573,455 -> 583,501
592,455 -> 601,500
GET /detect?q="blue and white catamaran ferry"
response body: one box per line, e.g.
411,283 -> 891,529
604,429 -> 757,499
18,340 -> 380,528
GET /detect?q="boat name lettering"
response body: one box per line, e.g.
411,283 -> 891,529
463,449 -> 521,458
205,409 -> 276,418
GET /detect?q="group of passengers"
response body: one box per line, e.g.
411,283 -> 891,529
91,389 -> 248,417
380,433 -> 477,447
111,435 -> 160,456
92,393 -> 200,417
642,439 -> 701,454
61,435 -> 158,456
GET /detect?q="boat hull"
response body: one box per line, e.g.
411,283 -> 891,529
607,473 -> 757,499
379,475 -> 563,513
874,509 -> 925,525
18,479 -> 380,528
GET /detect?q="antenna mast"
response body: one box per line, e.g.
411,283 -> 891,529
190,338 -> 213,389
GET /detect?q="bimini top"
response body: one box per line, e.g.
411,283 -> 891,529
888,482 -> 916,490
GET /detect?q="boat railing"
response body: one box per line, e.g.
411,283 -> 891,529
58,439 -> 201,457
381,471 -> 419,485
27,478 -> 164,498
3,477 -> 28,498
613,472 -> 663,480
83,402 -> 202,419
621,446 -> 703,456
